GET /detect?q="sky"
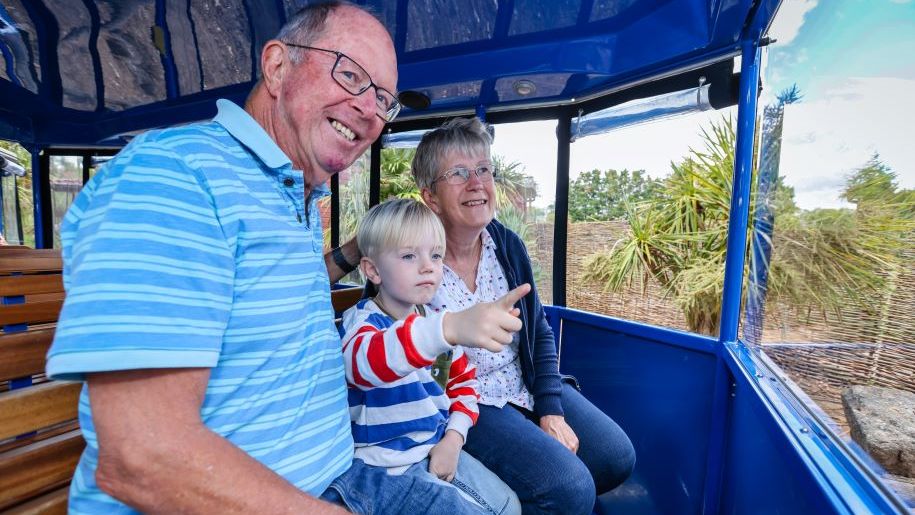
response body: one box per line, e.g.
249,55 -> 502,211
492,0 -> 915,210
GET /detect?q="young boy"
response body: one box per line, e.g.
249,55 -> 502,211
341,199 -> 523,515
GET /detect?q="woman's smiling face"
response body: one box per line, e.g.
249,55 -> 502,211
423,149 -> 496,233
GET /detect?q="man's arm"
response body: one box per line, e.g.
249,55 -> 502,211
89,368 -> 348,515
325,238 -> 360,284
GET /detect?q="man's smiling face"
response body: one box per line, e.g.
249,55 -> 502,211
275,7 -> 397,187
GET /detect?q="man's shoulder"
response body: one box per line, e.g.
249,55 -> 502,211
133,120 -> 233,152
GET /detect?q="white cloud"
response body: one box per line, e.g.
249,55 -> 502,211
778,76 -> 915,209
767,0 -> 819,46
493,108 -> 738,208
493,77 -> 914,212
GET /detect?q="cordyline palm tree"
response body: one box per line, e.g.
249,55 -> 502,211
583,116 -> 913,336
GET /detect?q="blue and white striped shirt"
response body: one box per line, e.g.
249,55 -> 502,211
46,99 -> 353,514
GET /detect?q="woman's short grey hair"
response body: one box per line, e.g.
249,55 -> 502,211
412,117 -> 493,190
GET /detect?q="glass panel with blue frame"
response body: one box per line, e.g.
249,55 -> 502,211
565,95 -> 738,335
0,140 -> 33,247
49,155 -> 81,249
743,0 -> 915,505
323,149 -> 370,285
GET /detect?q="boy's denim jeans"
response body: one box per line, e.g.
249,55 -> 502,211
403,451 -> 521,515
321,456 -> 519,515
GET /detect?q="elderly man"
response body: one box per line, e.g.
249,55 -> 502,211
46,3 -> 513,514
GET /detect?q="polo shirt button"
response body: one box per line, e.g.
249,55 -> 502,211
283,178 -> 295,187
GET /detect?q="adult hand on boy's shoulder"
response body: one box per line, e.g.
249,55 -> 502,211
442,283 -> 531,352
428,430 -> 464,482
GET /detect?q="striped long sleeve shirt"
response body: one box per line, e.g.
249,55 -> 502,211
341,298 -> 479,473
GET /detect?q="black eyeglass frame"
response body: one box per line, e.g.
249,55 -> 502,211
283,42 -> 401,122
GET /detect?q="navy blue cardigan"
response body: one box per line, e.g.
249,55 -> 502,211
485,219 -> 564,418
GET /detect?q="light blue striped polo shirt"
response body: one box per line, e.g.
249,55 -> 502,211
46,99 -> 353,514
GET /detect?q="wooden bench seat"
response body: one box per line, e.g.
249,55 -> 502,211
0,248 -> 80,514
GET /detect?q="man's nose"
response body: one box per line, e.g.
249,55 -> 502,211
351,87 -> 378,116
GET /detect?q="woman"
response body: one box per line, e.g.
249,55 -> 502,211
413,117 -> 636,515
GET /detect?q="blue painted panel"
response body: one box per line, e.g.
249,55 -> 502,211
718,369 -> 837,514
554,308 -> 719,514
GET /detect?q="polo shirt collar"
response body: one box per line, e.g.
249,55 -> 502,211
213,99 -> 291,170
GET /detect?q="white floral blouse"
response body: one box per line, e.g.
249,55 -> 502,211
427,229 -> 534,410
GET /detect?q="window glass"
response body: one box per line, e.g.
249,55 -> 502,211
567,104 -> 737,333
324,150 -> 370,284
490,121 -> 557,304
0,141 -> 34,246
49,156 -> 82,248
744,0 -> 915,500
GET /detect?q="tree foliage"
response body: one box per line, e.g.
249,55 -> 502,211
582,115 -> 913,336
568,169 -> 661,222
0,140 -> 35,246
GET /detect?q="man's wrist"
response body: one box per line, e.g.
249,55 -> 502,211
331,246 -> 357,275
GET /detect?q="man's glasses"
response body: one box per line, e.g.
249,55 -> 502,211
283,42 -> 401,122
431,163 -> 498,187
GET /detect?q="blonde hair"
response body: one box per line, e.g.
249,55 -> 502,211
357,198 -> 446,259
412,117 -> 493,190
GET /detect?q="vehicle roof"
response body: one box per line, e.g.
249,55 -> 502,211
0,0 -> 781,146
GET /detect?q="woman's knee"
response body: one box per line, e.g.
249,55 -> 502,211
595,438 -> 636,493
531,457 -> 596,515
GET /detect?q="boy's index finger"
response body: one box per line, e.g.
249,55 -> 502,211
498,283 -> 531,309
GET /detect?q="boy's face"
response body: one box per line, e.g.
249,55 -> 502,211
363,234 -> 444,316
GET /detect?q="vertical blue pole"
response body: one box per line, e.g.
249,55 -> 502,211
30,146 -> 46,249
719,40 -> 761,344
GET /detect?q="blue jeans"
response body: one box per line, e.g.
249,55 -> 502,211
463,383 -> 636,515
321,457 -> 514,514
403,451 -> 521,515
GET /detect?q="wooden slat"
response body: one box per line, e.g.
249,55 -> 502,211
331,287 -> 363,314
0,301 -> 63,327
0,275 -> 63,297
0,382 -> 81,441
0,328 -> 55,381
0,431 -> 84,510
0,251 -> 63,274
4,487 -> 69,515
25,293 -> 65,304
0,421 -> 79,455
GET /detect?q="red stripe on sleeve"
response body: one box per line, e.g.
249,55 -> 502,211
447,386 -> 477,399
349,333 -> 372,388
367,330 -> 400,383
397,314 -> 434,367
450,401 -> 480,424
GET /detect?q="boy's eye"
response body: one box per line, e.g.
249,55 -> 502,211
431,253 -> 443,261
401,253 -> 416,261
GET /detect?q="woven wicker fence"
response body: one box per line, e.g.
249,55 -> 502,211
530,221 -> 915,432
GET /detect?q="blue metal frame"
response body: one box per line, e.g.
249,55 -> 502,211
718,39 -> 761,344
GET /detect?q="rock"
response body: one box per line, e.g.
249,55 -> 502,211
884,474 -> 915,507
842,385 -> 915,478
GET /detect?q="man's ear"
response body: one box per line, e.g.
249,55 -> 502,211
360,257 -> 382,286
260,40 -> 288,98
421,188 -> 442,215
